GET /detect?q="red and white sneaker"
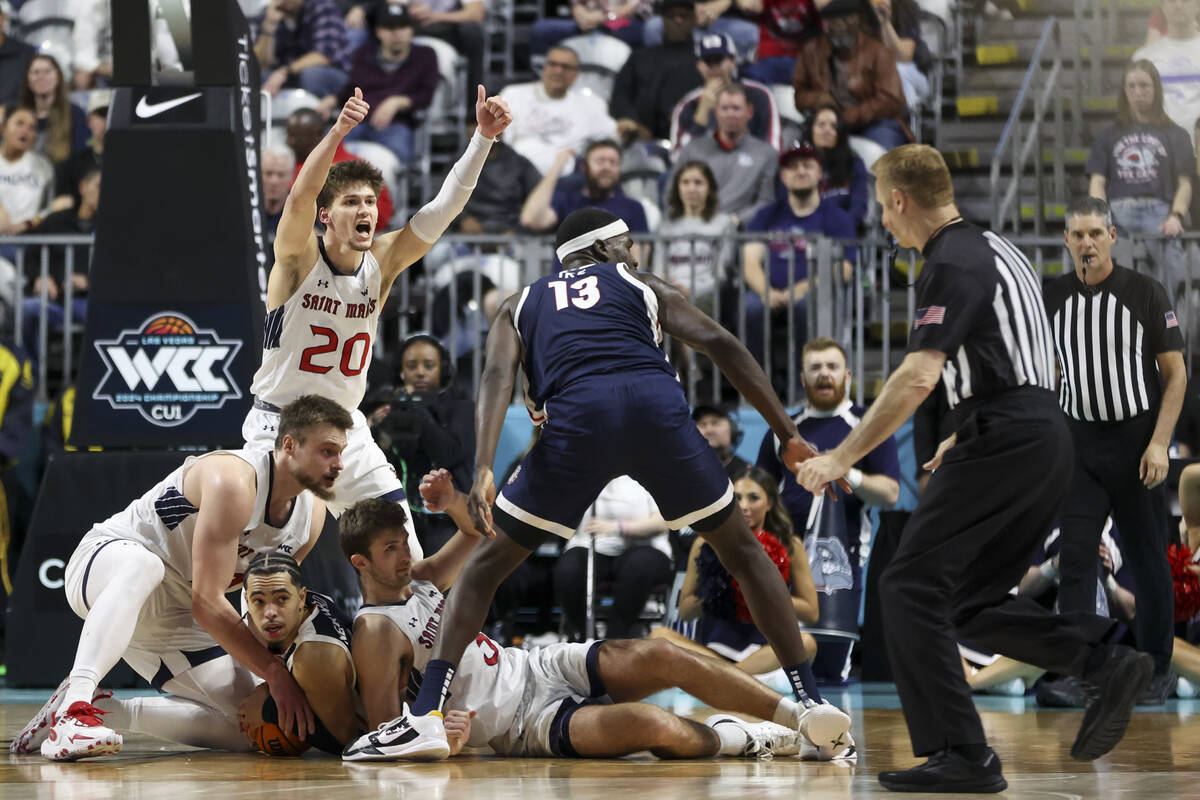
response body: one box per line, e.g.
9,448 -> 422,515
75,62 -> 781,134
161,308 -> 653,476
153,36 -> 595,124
39,701 -> 123,761
10,678 -> 70,754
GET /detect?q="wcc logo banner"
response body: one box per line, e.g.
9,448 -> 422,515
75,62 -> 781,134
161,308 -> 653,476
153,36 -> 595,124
92,311 -> 243,427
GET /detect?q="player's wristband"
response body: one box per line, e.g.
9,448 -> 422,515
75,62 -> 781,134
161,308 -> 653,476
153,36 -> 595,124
846,468 -> 863,490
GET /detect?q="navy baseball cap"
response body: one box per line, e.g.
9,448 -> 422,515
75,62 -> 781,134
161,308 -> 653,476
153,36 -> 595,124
695,32 -> 736,61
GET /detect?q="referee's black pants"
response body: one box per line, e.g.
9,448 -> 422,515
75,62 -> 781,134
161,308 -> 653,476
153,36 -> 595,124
880,388 -> 1114,756
1058,412 -> 1173,674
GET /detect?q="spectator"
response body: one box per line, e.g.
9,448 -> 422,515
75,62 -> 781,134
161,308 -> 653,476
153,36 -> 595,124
872,0 -> 932,108
553,475 -> 674,641
755,336 -> 900,679
655,160 -> 736,308
52,90 -> 109,213
69,0 -> 183,89
0,108 -> 54,235
406,0 -> 486,117
369,334 -> 475,554
670,82 -> 778,224
650,466 -> 819,674
254,0 -> 351,101
792,0 -> 912,151
338,5 -> 438,165
18,55 -> 88,165
739,0 -> 822,86
805,103 -> 869,229
1133,0 -> 1200,146
519,139 -> 650,238
1145,0 -> 1200,45
1087,60 -> 1194,294
643,0 -> 761,63
456,125 -> 542,234
261,144 -> 295,258
693,404 -> 747,478
21,167 -> 99,349
500,45 -> 619,178
741,141 -> 855,387
0,1 -> 36,113
528,0 -> 650,58
669,33 -> 781,153
339,1 -> 373,51
610,0 -> 704,143
285,107 -> 395,226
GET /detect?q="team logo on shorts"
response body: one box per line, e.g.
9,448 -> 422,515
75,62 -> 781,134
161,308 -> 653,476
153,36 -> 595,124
92,312 -> 243,427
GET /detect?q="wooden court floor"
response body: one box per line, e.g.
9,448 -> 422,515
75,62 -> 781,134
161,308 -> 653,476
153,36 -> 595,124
3,686 -> 1199,799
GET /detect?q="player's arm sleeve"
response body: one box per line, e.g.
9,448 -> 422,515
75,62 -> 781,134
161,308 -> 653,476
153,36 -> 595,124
906,260 -> 988,356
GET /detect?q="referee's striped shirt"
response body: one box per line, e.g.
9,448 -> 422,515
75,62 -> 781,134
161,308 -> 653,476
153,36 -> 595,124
908,221 -> 1056,410
1043,264 -> 1182,422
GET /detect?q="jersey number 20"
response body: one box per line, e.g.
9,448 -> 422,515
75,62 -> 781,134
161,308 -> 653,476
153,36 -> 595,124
299,326 -> 372,376
548,277 -> 601,310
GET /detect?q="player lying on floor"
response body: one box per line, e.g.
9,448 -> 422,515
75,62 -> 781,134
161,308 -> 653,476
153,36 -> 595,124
339,474 -> 856,762
237,469 -> 489,756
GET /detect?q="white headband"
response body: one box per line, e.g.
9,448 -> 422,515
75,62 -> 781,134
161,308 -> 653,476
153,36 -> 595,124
555,219 -> 630,262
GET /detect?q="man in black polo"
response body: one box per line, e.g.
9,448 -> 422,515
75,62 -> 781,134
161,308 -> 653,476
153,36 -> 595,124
798,145 -> 1152,793
1044,196 -> 1187,705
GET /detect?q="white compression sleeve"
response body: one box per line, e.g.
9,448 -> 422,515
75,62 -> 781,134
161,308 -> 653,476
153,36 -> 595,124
93,695 -> 252,751
408,129 -> 494,243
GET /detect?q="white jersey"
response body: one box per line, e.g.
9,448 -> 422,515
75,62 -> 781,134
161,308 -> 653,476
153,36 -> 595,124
356,581 -> 528,748
89,448 -> 314,591
251,239 -> 384,411
283,592 -> 356,683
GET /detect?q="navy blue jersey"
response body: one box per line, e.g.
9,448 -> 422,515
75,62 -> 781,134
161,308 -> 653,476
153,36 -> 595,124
514,262 -> 677,421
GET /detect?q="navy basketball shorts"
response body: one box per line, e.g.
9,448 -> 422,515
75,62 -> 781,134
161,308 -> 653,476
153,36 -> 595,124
495,373 -> 734,548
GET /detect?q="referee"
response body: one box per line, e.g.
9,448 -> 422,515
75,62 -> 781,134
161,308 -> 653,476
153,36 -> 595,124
1044,196 -> 1187,705
799,145 -> 1152,793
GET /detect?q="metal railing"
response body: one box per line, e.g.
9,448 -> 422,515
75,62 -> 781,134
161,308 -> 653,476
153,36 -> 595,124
1074,0 -> 1120,98
4,230 -> 1199,406
989,16 -> 1071,235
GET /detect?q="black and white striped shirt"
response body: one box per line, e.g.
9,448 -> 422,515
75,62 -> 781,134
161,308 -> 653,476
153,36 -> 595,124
908,221 -> 1056,409
1043,264 -> 1182,422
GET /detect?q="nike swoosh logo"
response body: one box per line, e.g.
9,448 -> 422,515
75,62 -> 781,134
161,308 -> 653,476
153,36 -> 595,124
135,92 -> 203,119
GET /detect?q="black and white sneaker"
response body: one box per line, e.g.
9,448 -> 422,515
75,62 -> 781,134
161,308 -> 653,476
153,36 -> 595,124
342,706 -> 450,762
704,714 -> 800,759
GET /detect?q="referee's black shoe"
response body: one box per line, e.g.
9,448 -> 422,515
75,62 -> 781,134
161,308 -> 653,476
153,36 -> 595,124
878,747 -> 1007,793
1071,644 -> 1154,761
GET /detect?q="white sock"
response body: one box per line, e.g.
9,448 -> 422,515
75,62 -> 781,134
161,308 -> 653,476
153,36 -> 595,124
93,695 -> 250,751
711,720 -> 750,756
60,668 -> 102,711
773,697 -> 801,728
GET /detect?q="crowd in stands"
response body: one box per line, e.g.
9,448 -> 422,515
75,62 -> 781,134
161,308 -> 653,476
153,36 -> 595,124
1,0 -> 1200,697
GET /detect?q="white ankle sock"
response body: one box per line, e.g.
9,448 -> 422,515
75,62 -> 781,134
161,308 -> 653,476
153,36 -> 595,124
60,668 -> 102,711
712,721 -> 750,756
773,697 -> 801,728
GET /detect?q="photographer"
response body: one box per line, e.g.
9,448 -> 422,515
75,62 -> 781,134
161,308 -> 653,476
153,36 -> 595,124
366,334 -> 476,553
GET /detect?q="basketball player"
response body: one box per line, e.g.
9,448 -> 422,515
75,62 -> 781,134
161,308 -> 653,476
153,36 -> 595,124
243,84 -> 513,562
391,207 -> 853,760
797,145 -> 1153,792
238,551 -> 360,755
11,395 -> 350,761
339,496 -> 827,762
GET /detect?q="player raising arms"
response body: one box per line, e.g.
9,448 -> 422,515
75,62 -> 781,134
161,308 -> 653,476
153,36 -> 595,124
375,207 -> 855,760
340,485 -> 822,762
12,396 -> 349,761
244,84 -> 512,560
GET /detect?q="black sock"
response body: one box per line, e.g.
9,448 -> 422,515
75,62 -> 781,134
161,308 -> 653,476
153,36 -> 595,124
412,659 -> 455,716
951,744 -> 992,763
784,661 -> 822,704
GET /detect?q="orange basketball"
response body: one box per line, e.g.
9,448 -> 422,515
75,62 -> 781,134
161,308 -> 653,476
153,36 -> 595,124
249,721 -> 311,757
143,315 -> 196,335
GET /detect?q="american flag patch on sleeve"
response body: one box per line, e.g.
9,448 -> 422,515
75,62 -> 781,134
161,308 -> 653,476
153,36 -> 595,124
914,306 -> 946,329
1166,311 -> 1179,329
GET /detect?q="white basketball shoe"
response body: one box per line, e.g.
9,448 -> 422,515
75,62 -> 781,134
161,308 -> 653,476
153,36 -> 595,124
342,706 -> 450,762
40,701 -> 123,761
11,681 -> 115,755
705,714 -> 801,759
797,700 -> 857,761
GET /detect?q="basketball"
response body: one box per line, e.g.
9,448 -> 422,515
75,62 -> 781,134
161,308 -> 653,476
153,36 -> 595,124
142,315 -> 196,335
240,683 -> 310,757
248,721 -> 310,758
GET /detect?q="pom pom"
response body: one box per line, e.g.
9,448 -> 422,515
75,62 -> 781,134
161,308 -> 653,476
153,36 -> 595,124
731,530 -> 792,623
1169,544 -> 1200,623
